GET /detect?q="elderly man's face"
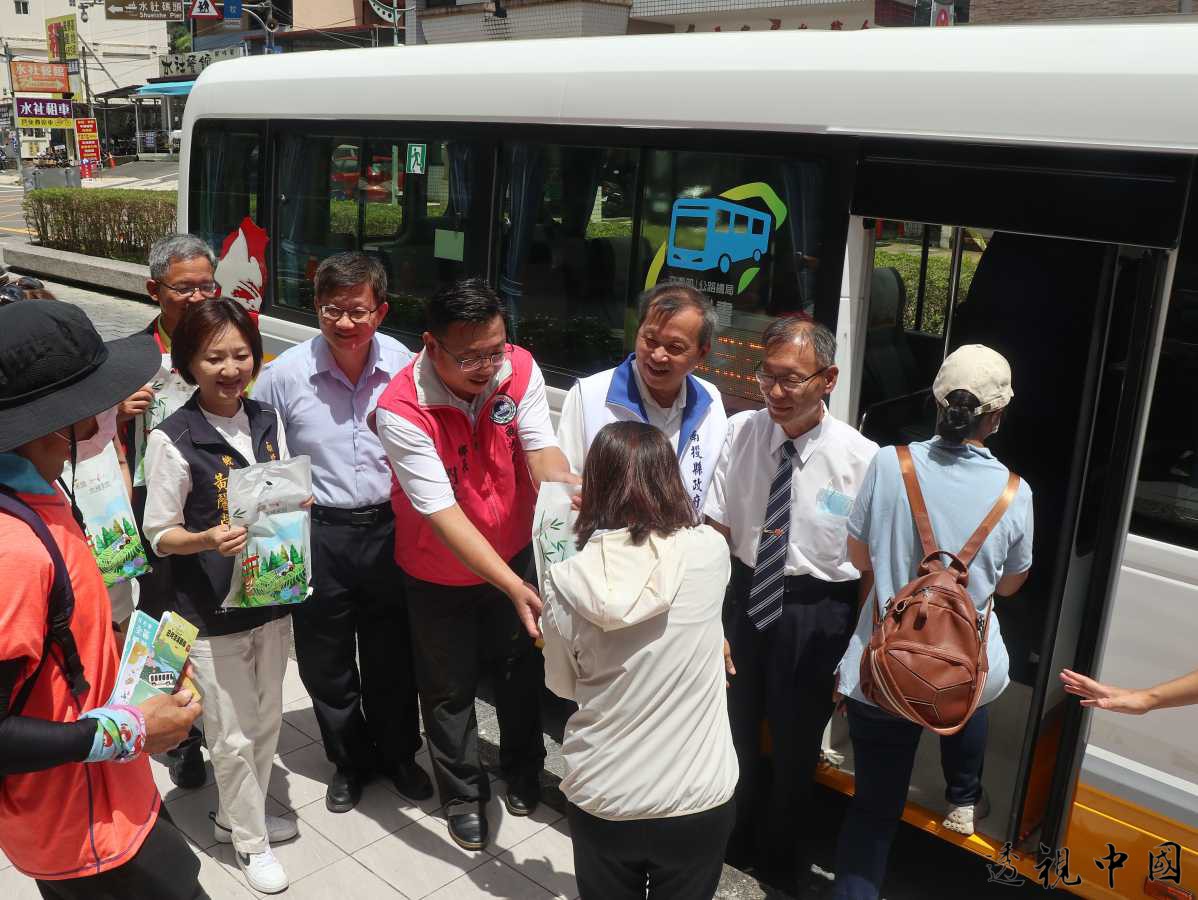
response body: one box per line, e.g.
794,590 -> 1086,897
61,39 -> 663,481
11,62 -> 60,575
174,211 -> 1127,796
147,255 -> 217,336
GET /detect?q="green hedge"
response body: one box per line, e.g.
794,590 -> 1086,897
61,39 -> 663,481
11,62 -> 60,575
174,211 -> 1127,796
873,248 -> 978,336
23,188 -> 178,264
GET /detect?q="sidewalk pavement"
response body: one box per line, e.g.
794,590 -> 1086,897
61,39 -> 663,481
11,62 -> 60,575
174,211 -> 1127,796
0,650 -> 781,900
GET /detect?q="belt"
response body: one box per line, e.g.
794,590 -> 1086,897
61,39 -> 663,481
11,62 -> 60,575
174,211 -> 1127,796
311,502 -> 393,527
731,558 -> 856,599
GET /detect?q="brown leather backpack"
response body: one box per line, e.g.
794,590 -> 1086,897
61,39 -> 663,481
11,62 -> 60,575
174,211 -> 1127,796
859,445 -> 1019,736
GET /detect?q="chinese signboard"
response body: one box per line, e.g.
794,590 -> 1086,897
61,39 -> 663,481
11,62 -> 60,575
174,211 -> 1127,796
75,118 -> 101,162
11,62 -> 71,94
45,15 -> 79,64
15,97 -> 74,129
159,45 -> 241,78
104,1 -> 186,21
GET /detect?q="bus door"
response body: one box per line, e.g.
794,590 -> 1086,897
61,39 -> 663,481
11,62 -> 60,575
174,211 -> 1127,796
836,139 -> 1192,862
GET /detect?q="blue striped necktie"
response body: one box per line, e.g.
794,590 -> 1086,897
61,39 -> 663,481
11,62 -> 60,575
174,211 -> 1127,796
747,441 -> 796,631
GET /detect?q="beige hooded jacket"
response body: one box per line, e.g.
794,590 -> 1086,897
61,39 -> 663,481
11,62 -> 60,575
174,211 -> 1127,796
541,524 -> 738,821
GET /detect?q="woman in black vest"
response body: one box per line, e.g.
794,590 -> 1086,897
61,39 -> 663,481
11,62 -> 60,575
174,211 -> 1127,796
142,298 -> 299,895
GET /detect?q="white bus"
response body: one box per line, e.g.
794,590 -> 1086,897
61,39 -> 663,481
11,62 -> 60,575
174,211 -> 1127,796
181,25 -> 1198,897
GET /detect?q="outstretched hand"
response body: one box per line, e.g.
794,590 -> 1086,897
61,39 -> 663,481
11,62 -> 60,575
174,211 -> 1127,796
1060,668 -> 1152,715
508,580 -> 544,640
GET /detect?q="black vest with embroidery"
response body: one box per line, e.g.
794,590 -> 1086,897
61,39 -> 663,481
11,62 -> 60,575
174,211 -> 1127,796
154,394 -> 289,637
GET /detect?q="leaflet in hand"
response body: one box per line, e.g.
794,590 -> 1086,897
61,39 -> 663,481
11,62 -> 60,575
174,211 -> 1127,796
108,610 -> 199,706
131,354 -> 196,487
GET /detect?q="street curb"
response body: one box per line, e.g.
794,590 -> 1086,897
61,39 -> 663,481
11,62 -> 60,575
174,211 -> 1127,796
0,243 -> 149,298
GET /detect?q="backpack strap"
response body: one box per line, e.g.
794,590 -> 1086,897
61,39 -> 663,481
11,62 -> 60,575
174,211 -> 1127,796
957,472 -> 1021,569
0,488 -> 90,716
896,446 -> 937,560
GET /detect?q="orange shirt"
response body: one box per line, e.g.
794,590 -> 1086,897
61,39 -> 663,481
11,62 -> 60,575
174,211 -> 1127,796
0,466 -> 160,880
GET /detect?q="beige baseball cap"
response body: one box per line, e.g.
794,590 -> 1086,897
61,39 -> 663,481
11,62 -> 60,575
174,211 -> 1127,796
932,344 -> 1013,415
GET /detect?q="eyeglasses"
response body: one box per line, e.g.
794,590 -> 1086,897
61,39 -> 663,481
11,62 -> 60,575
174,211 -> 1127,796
441,343 -> 509,373
159,280 -> 219,297
754,364 -> 829,393
318,303 -> 380,324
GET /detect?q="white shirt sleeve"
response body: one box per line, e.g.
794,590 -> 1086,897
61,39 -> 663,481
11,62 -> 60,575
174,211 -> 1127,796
274,410 -> 291,460
516,362 -> 559,453
142,429 -> 192,556
702,424 -> 735,527
375,407 -> 456,517
555,383 -> 587,476
540,578 -> 579,702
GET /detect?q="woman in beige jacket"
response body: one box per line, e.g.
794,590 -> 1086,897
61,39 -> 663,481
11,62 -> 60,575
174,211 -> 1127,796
541,421 -> 738,900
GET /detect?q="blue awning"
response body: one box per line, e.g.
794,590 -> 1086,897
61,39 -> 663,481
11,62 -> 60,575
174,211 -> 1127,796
135,81 -> 194,98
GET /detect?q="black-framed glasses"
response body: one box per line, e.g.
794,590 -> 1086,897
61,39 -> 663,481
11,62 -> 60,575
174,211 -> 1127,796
318,303 -> 380,325
441,343 -> 509,373
754,364 -> 829,393
159,280 -> 219,297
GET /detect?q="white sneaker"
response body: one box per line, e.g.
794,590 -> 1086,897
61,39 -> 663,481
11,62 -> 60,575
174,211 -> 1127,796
212,813 -> 299,845
236,846 -> 289,894
942,790 -> 991,836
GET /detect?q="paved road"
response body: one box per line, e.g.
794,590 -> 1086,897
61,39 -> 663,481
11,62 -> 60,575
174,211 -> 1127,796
15,278 -> 1071,900
0,184 -> 29,238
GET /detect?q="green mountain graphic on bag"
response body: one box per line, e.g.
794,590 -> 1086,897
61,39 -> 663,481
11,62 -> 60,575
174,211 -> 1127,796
63,443 -> 151,586
224,456 -> 313,609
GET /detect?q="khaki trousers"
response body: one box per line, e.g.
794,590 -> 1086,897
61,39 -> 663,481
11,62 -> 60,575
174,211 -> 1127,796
189,616 -> 290,854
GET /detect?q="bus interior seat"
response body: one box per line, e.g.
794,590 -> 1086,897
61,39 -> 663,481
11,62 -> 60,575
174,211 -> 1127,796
948,230 -> 1112,687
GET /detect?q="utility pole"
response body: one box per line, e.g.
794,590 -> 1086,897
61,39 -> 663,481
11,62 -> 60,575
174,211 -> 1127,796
2,42 -> 20,168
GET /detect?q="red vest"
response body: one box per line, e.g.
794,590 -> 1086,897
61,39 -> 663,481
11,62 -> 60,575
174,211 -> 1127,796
377,346 -> 536,586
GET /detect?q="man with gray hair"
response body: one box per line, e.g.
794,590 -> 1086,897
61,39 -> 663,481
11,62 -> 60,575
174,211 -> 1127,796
556,282 -> 727,513
704,315 -> 878,894
116,232 -> 219,791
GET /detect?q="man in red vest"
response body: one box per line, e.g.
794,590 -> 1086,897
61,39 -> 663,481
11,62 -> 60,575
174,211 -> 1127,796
373,278 -> 575,852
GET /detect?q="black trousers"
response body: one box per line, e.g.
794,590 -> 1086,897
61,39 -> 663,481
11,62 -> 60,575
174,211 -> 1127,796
36,813 -> 207,900
404,545 -> 544,805
567,801 -> 736,900
292,514 -> 421,775
725,559 -> 858,872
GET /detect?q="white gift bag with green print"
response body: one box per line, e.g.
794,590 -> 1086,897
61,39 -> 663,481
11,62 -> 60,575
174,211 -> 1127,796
533,481 -> 580,594
223,455 -> 313,609
63,443 -> 151,587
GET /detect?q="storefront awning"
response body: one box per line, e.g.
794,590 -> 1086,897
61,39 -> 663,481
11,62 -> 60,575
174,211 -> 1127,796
135,81 -> 194,98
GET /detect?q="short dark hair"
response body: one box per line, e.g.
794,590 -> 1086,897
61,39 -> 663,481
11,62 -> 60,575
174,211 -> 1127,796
637,282 -> 718,349
171,298 -> 263,386
314,251 -> 388,306
425,277 -> 506,338
761,314 -> 837,368
574,421 -> 696,549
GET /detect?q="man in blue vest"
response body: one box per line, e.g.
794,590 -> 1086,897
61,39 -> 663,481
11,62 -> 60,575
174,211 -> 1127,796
557,283 -> 727,511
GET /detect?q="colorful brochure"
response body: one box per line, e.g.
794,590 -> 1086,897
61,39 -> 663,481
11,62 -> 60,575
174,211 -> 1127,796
108,610 -> 200,706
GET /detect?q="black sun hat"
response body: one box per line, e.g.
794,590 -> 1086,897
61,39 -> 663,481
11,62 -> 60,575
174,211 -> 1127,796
0,301 -> 160,453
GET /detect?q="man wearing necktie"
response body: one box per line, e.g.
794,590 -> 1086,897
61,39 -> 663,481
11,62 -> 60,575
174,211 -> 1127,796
705,316 -> 878,894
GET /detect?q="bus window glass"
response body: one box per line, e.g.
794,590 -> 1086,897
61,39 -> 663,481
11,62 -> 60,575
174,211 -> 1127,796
275,133 -> 364,312
1129,257 -> 1198,549
636,149 -> 829,412
275,132 -> 486,341
497,143 -> 639,387
189,122 -> 263,259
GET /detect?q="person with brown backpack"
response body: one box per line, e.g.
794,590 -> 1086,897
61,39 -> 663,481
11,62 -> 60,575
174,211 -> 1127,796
829,345 -> 1034,900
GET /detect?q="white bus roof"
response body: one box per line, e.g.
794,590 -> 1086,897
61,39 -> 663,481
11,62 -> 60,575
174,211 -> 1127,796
184,24 -> 1198,154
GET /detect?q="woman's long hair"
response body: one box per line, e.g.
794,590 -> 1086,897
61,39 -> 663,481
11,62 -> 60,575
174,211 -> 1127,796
574,421 -> 696,549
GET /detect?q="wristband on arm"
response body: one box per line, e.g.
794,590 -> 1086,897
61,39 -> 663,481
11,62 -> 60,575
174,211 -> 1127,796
79,704 -> 146,763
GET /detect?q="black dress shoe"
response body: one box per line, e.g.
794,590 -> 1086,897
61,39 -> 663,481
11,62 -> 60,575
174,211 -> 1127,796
326,769 -> 363,814
392,759 -> 434,802
168,741 -> 206,790
446,803 -> 488,851
503,776 -> 540,817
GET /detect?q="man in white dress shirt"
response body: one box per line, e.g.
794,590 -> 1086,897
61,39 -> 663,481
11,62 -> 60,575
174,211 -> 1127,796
556,283 -> 726,511
252,253 -> 430,814
705,316 -> 878,892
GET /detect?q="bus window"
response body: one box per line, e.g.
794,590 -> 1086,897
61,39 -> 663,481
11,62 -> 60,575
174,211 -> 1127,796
496,143 -> 639,388
1130,249 -> 1198,549
274,132 -> 489,341
636,149 -> 832,412
275,133 -> 366,312
189,121 -> 264,259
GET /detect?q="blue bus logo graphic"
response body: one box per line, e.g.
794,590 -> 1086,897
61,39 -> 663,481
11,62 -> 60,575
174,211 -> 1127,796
667,198 -> 772,275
